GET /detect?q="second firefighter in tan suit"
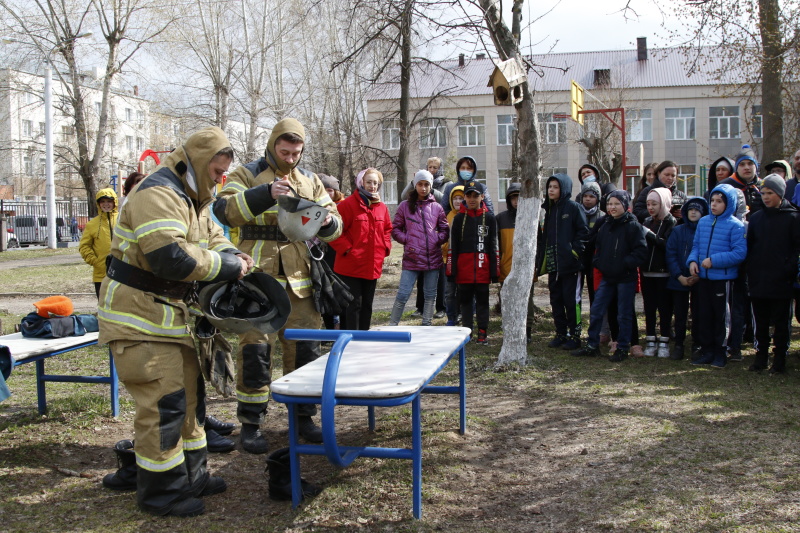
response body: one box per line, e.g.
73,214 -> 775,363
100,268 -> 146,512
214,118 -> 342,453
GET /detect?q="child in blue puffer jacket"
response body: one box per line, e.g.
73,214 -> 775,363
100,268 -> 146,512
687,184 -> 747,368
665,197 -> 708,361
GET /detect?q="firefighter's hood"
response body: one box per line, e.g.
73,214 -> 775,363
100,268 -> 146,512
159,126 -> 231,210
265,118 -> 305,175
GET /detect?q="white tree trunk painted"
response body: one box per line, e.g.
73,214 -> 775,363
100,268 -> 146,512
496,195 -> 540,367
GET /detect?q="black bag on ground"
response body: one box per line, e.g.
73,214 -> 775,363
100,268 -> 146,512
307,242 -> 353,316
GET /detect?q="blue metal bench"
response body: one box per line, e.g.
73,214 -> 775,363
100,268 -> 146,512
271,326 -> 471,519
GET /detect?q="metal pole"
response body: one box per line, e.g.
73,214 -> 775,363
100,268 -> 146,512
44,62 -> 56,249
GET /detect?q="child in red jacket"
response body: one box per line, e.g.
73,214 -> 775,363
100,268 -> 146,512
447,181 -> 499,345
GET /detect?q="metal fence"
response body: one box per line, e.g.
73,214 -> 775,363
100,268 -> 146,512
0,200 -> 90,244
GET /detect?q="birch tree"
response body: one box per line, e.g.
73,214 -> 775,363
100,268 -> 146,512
478,0 -> 543,367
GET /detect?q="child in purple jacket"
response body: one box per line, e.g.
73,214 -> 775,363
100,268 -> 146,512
388,170 -> 450,326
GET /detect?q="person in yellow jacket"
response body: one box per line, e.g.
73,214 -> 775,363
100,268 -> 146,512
79,188 -> 118,298
98,127 -> 252,518
213,118 -> 342,452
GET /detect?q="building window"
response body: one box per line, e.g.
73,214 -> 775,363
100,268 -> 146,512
136,137 -> 144,152
136,110 -> 145,127
173,123 -> 180,136
751,105 -> 762,138
498,169 -> 515,199
665,108 -> 695,140
22,119 -> 32,137
418,119 -> 446,149
95,102 -> 102,116
61,125 -> 74,142
381,119 -> 401,150
497,115 -> 516,146
542,167 -> 568,179
626,109 -> 652,141
39,122 -> 45,134
458,116 -> 485,147
38,157 -> 45,178
125,108 -> 132,122
126,135 -> 134,152
537,113 -> 567,144
23,155 -> 32,175
678,164 -> 699,195
709,106 -> 740,139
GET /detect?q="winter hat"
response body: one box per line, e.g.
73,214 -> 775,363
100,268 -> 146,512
356,168 -> 383,189
34,295 -> 74,318
647,188 -> 672,220
580,181 -> 601,200
764,160 -> 791,178
734,144 -> 759,171
607,190 -> 631,212
683,197 -> 709,217
412,170 -> 433,188
318,174 -> 340,192
761,173 -> 786,198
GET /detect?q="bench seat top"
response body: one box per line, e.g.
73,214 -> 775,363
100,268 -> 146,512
0,332 -> 99,363
270,326 -> 471,399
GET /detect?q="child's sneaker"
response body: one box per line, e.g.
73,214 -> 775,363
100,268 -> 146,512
571,345 -> 600,357
630,344 -> 645,357
476,329 -> 489,345
445,320 -> 456,326
548,335 -> 568,348
608,348 -> 628,362
727,347 -> 743,362
643,336 -> 657,356
561,337 -> 581,350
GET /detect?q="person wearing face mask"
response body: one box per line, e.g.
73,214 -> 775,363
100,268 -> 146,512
633,160 -> 688,223
440,156 -> 494,215
80,188 -> 119,298
213,118 -> 342,452
575,163 -> 601,201
98,127 -> 252,517
330,168 -> 392,330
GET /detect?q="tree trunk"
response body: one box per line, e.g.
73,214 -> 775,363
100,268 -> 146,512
396,0 -> 412,202
480,0 -> 542,367
758,0 -> 783,163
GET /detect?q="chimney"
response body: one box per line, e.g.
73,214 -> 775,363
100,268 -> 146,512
476,53 -> 486,60
637,37 -> 648,61
133,85 -> 139,96
458,53 -> 465,67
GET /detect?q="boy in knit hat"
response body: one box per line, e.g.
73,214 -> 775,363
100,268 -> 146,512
718,144 -> 763,217
579,181 -> 603,306
746,174 -> 800,373
688,184 -> 747,368
571,190 -> 647,362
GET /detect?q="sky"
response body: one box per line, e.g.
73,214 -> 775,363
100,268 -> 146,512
520,0 -> 681,54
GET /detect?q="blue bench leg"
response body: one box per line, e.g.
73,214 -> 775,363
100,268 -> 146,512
459,345 -> 466,435
35,359 -> 46,415
412,395 -> 422,519
368,406 -> 375,431
109,348 -> 119,417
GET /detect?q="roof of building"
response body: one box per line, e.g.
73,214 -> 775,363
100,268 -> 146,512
367,46 -> 745,101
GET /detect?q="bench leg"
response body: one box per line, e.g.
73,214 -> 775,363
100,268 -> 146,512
109,348 -> 119,417
35,359 -> 47,415
459,345 -> 466,435
368,406 -> 375,431
412,395 -> 422,519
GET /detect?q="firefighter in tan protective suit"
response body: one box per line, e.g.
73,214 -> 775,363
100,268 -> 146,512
98,127 -> 252,517
213,118 -> 342,453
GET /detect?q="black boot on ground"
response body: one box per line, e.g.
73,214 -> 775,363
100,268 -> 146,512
102,439 -> 137,491
298,416 -> 323,443
205,415 -> 236,436
265,447 -> 322,502
240,423 -> 269,454
206,429 -> 236,453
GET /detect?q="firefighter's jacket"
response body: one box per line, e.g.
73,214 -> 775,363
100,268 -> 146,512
214,118 -> 342,298
98,127 -> 243,347
80,188 -> 119,282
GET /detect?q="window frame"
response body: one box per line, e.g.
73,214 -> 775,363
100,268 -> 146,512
626,109 -> 652,142
418,118 -> 447,149
497,114 -> 516,146
381,119 -> 401,150
457,116 -> 486,147
665,108 -> 696,140
537,113 -> 567,144
709,106 -> 740,140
